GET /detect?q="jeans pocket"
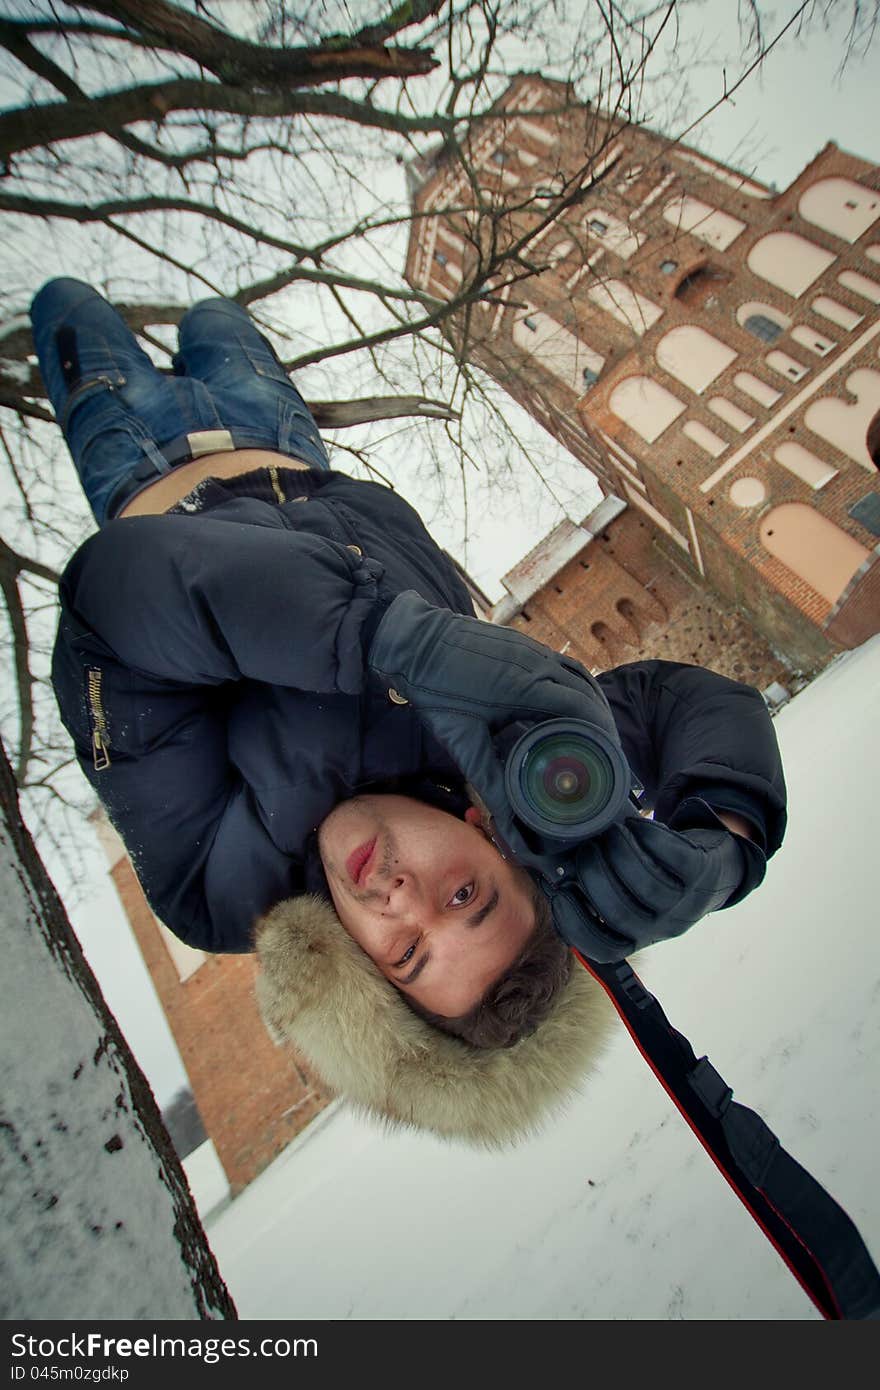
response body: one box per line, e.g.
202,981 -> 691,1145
277,397 -> 328,464
239,334 -> 292,384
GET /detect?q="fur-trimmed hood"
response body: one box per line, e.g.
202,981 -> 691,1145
254,893 -> 615,1148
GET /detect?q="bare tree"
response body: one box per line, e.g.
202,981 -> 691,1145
0,0 -> 871,865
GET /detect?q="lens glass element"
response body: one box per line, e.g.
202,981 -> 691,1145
518,732 -> 613,826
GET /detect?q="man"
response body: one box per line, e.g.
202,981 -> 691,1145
35,279 -> 786,1142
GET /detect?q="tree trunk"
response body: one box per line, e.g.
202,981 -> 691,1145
0,743 -> 236,1320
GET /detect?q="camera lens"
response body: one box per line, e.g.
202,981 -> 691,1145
504,719 -> 630,842
520,732 -> 612,823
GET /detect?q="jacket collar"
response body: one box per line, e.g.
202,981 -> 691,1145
254,892 -> 614,1148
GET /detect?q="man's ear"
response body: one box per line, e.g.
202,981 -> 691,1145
464,804 -> 507,857
464,783 -> 494,835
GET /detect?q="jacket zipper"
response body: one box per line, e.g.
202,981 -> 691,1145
87,668 -> 111,771
268,464 -> 286,504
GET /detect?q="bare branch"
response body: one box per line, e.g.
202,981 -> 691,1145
84,0 -> 442,84
0,77 -> 454,163
309,395 -> 458,429
0,18 -> 85,101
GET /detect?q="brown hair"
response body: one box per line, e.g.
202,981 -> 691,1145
405,873 -> 573,1049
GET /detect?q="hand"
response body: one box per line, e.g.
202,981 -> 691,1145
559,799 -> 767,959
368,590 -> 625,853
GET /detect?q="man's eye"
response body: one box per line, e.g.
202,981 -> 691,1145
393,942 -> 417,968
450,883 -> 476,907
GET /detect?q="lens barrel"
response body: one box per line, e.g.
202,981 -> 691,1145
503,718 -> 632,842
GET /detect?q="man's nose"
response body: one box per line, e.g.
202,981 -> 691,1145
381,872 -> 420,917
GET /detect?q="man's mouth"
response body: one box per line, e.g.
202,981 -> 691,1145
346,837 -> 377,887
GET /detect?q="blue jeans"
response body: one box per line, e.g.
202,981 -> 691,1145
30,279 -> 330,523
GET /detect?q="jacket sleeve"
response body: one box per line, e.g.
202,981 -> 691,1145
52,512 -> 390,952
58,511 -> 386,693
596,660 -> 787,856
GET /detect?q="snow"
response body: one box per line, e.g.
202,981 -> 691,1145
203,636 -> 880,1321
182,1141 -> 231,1223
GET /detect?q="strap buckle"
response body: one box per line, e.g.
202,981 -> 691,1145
689,1056 -> 733,1117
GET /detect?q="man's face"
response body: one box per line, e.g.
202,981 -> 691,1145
317,794 -> 536,1017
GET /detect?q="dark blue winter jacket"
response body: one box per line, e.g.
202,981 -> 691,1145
52,468 -> 787,953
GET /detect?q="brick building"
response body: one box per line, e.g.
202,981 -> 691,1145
92,812 -> 331,1197
488,497 -> 790,694
405,74 -> 880,673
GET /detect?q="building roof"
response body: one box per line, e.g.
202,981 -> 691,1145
492,495 -> 627,619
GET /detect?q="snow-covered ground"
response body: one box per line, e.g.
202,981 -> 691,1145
202,636 -> 880,1321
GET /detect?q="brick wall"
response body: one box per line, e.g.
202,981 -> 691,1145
507,509 -> 789,689
825,553 -> 880,647
112,856 -> 330,1195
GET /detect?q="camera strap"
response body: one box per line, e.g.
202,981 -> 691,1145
576,953 -> 880,1320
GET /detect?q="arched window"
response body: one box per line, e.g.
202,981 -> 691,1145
583,209 -> 644,259
747,232 -> 835,297
547,239 -> 574,266
759,504 -> 869,604
811,295 -> 862,331
744,314 -> 783,343
837,270 -> 880,305
587,280 -> 662,334
734,372 -> 781,408
773,443 -> 837,490
736,300 -> 791,344
682,420 -> 727,457
655,325 -> 737,393
708,397 -> 754,433
766,350 -> 808,383
662,196 -> 745,250
790,325 -> 835,357
798,178 -> 880,242
609,377 -> 686,442
511,306 -> 605,394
